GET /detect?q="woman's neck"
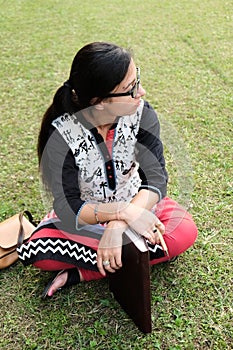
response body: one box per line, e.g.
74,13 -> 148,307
82,108 -> 115,139
96,124 -> 113,141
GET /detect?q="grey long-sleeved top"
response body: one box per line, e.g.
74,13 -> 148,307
42,100 -> 168,230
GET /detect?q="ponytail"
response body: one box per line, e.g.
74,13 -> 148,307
37,82 -> 79,168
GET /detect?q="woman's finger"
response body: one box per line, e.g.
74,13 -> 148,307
103,259 -> 115,273
142,230 -> 156,244
97,257 -> 106,276
97,255 -> 115,274
110,252 -> 122,269
155,220 -> 165,234
115,253 -> 122,268
149,227 -> 158,244
97,252 -> 110,276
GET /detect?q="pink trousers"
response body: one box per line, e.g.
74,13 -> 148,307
19,197 -> 198,281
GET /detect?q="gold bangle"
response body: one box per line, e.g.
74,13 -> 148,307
94,204 -> 100,224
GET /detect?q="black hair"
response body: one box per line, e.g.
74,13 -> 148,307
38,42 -> 132,172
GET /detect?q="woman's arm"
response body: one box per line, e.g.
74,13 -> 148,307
136,101 -> 168,201
44,127 -> 86,228
78,189 -> 159,225
130,188 -> 159,210
96,191 -> 164,277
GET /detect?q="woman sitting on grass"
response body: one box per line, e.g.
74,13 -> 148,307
17,41 -> 198,298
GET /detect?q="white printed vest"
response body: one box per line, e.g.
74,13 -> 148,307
52,100 -> 144,203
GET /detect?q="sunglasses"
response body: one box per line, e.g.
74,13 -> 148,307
105,67 -> 140,99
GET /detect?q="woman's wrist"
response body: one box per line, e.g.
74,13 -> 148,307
94,203 -> 101,224
106,218 -> 128,229
91,202 -> 130,224
117,202 -> 132,222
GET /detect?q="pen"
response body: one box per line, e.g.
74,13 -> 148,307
157,230 -> 169,256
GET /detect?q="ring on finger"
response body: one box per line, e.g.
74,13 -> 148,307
103,260 -> 110,267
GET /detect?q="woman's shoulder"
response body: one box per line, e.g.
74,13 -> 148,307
141,100 -> 159,125
143,100 -> 158,116
52,112 -> 75,129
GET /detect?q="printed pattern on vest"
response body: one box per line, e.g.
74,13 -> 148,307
52,100 -> 144,203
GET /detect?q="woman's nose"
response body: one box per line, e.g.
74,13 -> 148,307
136,84 -> 146,98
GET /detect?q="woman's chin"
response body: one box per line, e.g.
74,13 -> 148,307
100,101 -> 140,119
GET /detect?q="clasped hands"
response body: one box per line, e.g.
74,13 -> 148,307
97,204 -> 165,276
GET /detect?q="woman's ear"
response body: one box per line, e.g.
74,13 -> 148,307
94,103 -> 104,110
90,97 -> 105,110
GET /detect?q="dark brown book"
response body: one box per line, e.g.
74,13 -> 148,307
108,229 -> 152,333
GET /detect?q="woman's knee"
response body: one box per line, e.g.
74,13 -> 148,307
165,216 -> 198,257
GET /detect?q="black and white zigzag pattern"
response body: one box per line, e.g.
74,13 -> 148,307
147,243 -> 165,259
17,238 -> 97,265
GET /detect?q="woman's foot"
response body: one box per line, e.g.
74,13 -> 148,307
42,268 -> 83,299
47,270 -> 68,297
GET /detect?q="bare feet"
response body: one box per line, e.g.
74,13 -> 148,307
47,270 -> 84,297
47,271 -> 68,297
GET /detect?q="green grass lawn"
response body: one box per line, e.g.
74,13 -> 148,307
0,0 -> 232,349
